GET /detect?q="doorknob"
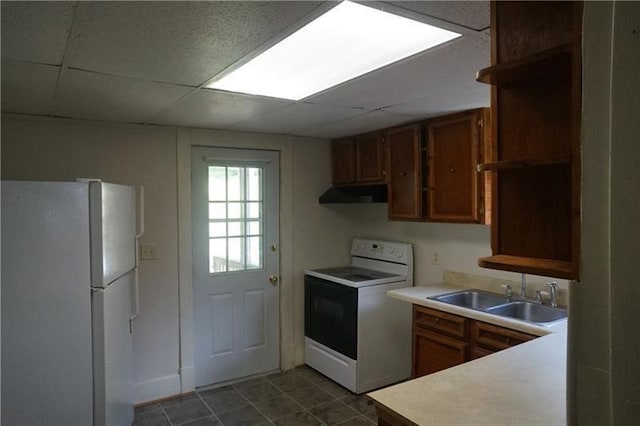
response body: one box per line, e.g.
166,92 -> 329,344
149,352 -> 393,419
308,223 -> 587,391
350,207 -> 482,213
269,275 -> 279,285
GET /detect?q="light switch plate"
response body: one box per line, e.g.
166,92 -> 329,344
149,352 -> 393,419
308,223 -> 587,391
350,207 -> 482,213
140,243 -> 158,260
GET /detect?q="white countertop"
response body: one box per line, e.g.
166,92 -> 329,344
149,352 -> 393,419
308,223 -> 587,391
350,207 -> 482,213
368,284 -> 568,425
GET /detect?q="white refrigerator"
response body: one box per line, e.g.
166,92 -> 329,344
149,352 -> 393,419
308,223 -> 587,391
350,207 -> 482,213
1,180 -> 141,426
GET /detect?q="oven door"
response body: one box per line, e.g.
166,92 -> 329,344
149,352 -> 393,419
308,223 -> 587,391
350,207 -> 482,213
304,275 -> 358,360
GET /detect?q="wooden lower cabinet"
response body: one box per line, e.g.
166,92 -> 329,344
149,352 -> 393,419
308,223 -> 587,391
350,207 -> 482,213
375,403 -> 417,426
412,304 -> 537,378
413,329 -> 467,377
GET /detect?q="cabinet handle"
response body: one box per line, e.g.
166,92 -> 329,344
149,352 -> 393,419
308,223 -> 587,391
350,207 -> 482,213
399,171 -> 407,176
449,167 -> 455,173
435,318 -> 440,324
505,337 -> 511,344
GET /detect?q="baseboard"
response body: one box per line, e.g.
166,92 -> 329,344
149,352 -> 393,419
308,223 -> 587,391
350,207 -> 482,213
135,374 -> 181,404
180,366 -> 196,394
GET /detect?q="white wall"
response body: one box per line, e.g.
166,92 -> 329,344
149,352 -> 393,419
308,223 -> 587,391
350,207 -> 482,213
291,137 -> 355,364
0,114 -> 355,402
570,2 -> 640,423
2,106 -> 586,405
1,116 -> 182,401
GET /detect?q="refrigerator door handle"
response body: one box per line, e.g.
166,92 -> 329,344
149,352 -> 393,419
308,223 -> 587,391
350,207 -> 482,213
130,186 -> 144,328
135,186 -> 144,239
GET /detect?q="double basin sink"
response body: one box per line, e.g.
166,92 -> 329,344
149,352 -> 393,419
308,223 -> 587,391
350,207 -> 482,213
428,289 -> 567,326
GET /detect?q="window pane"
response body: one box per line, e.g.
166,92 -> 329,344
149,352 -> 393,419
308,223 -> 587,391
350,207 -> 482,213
228,221 -> 243,237
209,222 -> 227,238
247,221 -> 261,235
228,202 -> 243,219
246,167 -> 262,201
209,238 -> 227,273
208,166 -> 226,201
209,202 -> 226,219
228,237 -> 244,271
227,167 -> 244,201
247,202 -> 261,219
246,236 -> 262,269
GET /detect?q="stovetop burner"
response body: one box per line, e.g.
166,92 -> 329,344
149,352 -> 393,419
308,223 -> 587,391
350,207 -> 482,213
310,266 -> 398,282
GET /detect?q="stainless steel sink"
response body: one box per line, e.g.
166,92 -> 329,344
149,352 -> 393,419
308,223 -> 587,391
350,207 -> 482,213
487,302 -> 567,325
428,289 -> 568,326
429,290 -> 509,310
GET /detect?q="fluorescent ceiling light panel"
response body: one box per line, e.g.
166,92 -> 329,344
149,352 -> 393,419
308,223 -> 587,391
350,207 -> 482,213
207,1 -> 461,100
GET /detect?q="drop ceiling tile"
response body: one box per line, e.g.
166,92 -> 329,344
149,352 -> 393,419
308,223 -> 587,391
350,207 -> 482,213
52,69 -> 192,123
383,83 -> 489,117
150,89 -> 293,129
307,32 -> 490,111
385,1 -> 490,31
231,102 -> 366,136
292,110 -> 419,139
1,62 -> 59,115
1,2 -> 75,65
70,1 -> 323,86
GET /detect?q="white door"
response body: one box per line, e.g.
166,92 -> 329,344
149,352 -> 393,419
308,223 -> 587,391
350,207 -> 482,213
192,146 -> 280,387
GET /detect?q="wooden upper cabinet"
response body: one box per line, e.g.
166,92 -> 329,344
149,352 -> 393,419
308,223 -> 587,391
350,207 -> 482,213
426,109 -> 490,223
331,132 -> 385,185
355,131 -> 385,183
331,137 -> 355,185
386,124 -> 422,220
476,1 -> 582,280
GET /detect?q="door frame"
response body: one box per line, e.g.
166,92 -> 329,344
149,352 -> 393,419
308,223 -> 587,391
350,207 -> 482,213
177,127 -> 296,393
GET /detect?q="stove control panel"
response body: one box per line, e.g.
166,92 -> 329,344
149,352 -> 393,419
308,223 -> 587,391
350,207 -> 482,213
351,239 -> 412,264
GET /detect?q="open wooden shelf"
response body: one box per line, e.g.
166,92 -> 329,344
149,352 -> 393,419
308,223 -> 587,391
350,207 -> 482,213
476,157 -> 571,172
478,255 -> 574,279
476,44 -> 572,86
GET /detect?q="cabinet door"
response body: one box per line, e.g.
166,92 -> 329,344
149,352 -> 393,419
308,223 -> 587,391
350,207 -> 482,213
386,124 -> 422,220
413,328 -> 467,378
426,110 -> 483,223
331,137 -> 355,185
355,131 -> 385,183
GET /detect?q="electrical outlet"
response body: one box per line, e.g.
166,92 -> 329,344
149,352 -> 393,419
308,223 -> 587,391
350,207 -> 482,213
140,243 -> 158,260
432,252 -> 440,265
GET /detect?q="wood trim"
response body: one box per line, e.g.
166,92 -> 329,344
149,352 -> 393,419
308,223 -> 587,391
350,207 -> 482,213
477,157 -> 571,172
477,44 -> 572,85
134,391 -> 195,408
478,255 -> 573,279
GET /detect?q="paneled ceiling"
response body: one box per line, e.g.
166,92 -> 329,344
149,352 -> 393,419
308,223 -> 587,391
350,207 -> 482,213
1,1 -> 490,139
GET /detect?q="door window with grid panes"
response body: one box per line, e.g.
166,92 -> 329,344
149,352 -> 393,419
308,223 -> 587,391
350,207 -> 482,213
208,165 -> 264,273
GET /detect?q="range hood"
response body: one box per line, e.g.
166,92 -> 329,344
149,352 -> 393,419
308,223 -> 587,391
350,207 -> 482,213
319,184 -> 388,204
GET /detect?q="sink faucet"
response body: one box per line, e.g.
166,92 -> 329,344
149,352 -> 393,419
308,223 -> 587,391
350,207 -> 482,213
502,284 -> 513,302
520,273 -> 527,300
548,282 -> 559,307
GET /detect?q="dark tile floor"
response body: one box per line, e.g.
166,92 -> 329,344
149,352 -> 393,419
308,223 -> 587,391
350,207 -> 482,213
133,366 -> 378,426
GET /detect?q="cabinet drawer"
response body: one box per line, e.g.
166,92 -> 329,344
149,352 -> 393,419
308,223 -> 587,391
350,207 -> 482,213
413,305 -> 468,339
471,321 -> 536,352
470,346 -> 493,360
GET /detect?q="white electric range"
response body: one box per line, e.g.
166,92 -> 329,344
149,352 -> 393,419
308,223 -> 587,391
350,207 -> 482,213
304,238 -> 413,393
